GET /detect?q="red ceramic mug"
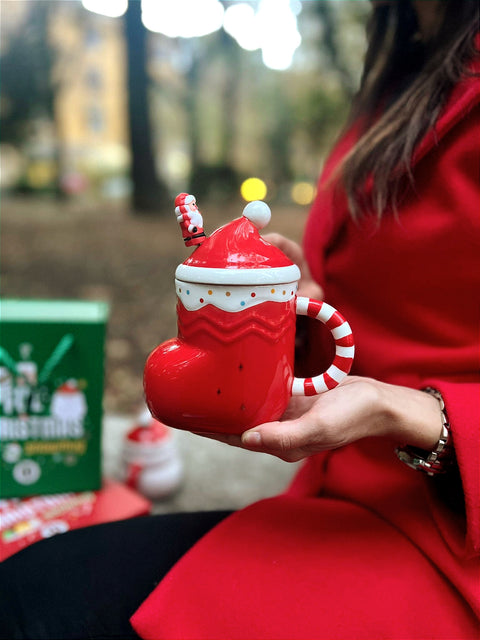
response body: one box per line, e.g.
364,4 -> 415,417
144,199 -> 354,435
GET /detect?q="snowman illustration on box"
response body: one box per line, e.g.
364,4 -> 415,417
144,195 -> 354,435
50,380 -> 87,429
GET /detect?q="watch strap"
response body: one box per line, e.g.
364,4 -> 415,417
395,387 -> 453,476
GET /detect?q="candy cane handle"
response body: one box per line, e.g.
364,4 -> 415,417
292,297 -> 354,396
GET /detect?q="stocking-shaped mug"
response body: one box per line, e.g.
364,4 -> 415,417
144,198 -> 354,435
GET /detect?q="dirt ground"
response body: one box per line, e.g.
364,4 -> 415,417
1,196 -> 308,415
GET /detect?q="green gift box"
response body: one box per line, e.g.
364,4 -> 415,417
0,299 -> 109,498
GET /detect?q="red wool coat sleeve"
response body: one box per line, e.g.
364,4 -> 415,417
131,60 -> 480,640
422,380 -> 480,556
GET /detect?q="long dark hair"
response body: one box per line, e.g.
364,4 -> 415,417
340,0 -> 479,219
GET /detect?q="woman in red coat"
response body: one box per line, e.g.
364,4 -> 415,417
131,1 -> 480,638
1,1 -> 478,639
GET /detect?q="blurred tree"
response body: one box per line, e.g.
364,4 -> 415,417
0,2 -> 54,143
287,1 -> 368,178
217,30 -> 239,170
264,81 -> 295,189
0,1 -> 64,195
124,0 -> 170,214
142,1 -> 368,204
311,1 -> 358,98
188,28 -> 241,201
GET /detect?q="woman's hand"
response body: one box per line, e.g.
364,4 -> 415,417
262,233 -> 323,301
197,377 -> 444,463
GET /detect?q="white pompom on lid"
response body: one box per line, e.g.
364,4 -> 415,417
242,200 -> 271,229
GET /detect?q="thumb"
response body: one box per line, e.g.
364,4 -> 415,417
242,413 -> 318,454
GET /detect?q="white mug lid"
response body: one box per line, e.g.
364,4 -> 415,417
175,263 -> 300,286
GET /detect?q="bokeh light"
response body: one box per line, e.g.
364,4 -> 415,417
240,177 -> 268,202
82,0 -> 301,70
223,3 -> 260,51
141,0 -> 224,38
223,0 -> 302,70
25,160 -> 58,189
291,181 -> 316,206
81,0 -> 127,18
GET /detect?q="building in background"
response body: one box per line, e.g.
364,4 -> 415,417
1,1 -> 129,198
51,6 -> 130,197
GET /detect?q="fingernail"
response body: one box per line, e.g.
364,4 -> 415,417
242,431 -> 262,447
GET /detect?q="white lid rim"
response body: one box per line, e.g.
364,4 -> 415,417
175,264 -> 301,285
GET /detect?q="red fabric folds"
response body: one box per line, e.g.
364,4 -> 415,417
131,496 -> 479,640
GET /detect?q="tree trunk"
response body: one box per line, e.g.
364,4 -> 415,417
124,0 -> 170,214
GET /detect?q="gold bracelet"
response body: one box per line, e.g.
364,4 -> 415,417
395,387 -> 453,476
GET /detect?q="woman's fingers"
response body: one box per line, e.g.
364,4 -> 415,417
192,378 -> 386,462
263,232 -> 323,300
262,233 -> 304,265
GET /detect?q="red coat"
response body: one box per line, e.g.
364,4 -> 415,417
132,62 -> 480,639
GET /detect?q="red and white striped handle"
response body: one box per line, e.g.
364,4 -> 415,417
292,297 -> 354,396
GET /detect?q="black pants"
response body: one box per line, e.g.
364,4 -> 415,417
0,511 -> 231,640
